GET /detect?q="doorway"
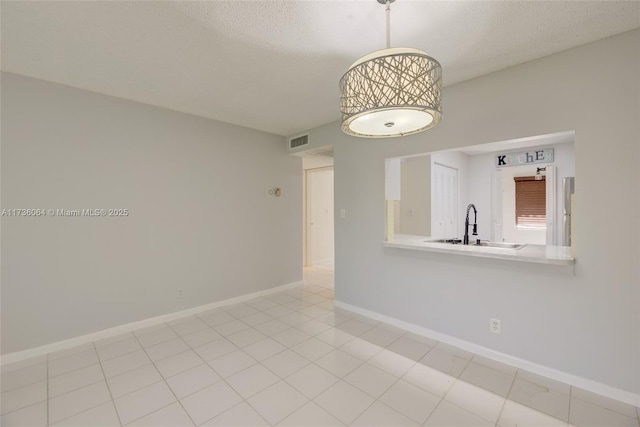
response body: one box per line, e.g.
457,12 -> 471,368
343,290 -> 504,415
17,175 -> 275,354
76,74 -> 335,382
305,167 -> 334,266
493,165 -> 556,245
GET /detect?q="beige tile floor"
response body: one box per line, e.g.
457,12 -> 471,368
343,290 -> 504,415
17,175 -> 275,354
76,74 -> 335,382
2,265 -> 639,426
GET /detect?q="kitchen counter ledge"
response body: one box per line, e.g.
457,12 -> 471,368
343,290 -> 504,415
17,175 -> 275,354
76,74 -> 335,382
383,234 -> 575,266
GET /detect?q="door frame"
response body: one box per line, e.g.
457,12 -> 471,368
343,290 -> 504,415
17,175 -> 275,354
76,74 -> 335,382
492,165 -> 556,244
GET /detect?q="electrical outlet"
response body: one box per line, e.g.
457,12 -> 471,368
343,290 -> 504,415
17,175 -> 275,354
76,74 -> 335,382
176,288 -> 184,299
490,318 -> 501,335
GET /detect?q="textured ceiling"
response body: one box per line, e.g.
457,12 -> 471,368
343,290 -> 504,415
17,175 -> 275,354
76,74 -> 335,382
2,1 -> 639,136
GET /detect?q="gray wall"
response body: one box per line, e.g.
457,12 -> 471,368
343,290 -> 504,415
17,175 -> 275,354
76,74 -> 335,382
1,73 -> 303,354
399,156 -> 431,236
297,30 -> 640,394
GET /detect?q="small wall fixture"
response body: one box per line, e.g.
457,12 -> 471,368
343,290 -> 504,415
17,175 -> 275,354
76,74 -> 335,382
266,187 -> 281,197
535,167 -> 547,180
339,0 -> 443,138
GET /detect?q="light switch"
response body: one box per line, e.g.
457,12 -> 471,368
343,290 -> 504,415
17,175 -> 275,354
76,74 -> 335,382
339,208 -> 346,219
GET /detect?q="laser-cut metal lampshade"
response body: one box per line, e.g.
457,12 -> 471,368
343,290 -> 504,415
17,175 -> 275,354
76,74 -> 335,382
339,2 -> 443,138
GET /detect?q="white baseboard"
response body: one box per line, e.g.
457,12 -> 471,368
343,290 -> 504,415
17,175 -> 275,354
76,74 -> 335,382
307,259 -> 334,267
1,281 -> 303,366
333,300 -> 640,407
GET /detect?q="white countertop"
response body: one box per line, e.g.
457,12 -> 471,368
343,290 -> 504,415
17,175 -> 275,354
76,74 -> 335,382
383,234 -> 575,265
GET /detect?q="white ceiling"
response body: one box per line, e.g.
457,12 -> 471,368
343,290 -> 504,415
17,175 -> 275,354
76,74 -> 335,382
2,1 -> 639,137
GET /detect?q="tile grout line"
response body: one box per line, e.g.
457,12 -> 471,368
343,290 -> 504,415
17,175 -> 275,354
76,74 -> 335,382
242,283 -> 336,425
95,332 -> 155,360
101,359 -> 158,385
568,385 -> 573,426
494,366 -> 520,427
97,325 -> 258,412
93,340 -> 124,427
47,344 -> 119,426
414,344 -> 473,426
508,371 -> 573,423
163,280 -> 330,426
353,359 -> 417,425
131,325 -> 199,427
47,376 -> 117,424
47,368 -> 103,389
212,285 -> 333,425
46,351 -> 50,427
207,399 -> 272,427
42,292 -> 344,425
240,378 -> 306,427
180,316 -> 305,425
416,350 -> 482,425
168,323 -> 263,425
47,348 -> 98,377
0,367 -> 47,417
125,400 -> 183,426
303,272 -> 388,426
193,299 -> 295,427
438,395 -> 499,426
421,393 -> 446,427
1,360 -> 48,393
319,332 -> 422,426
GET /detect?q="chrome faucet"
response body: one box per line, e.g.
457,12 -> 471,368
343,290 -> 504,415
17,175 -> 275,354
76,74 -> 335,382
463,204 -> 478,245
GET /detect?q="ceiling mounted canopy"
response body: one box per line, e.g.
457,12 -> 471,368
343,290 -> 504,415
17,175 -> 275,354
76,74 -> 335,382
339,0 -> 442,138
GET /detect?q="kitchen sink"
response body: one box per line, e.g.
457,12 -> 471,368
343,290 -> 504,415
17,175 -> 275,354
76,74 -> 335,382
425,238 -> 462,244
425,239 -> 526,250
473,241 -> 526,250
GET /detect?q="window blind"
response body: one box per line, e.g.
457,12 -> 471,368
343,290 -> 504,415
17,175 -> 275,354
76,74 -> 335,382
514,176 -> 546,229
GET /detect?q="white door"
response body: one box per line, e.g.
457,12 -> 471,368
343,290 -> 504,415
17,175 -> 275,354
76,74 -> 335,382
306,167 -> 334,266
431,164 -> 458,238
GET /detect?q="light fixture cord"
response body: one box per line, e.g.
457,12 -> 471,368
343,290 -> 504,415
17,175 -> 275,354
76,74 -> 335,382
385,0 -> 391,48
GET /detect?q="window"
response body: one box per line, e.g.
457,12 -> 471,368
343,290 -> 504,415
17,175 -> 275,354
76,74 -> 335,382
514,176 -> 546,229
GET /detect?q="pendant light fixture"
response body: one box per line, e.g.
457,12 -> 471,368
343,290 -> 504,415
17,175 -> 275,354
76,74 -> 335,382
339,0 -> 442,138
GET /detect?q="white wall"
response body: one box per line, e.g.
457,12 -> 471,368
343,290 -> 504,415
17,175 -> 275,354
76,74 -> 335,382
302,155 -> 334,170
1,72 -> 303,354
466,152 -> 494,241
399,156 -> 430,236
295,30 -> 640,395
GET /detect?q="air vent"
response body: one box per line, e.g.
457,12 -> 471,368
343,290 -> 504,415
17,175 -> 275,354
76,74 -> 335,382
289,134 -> 309,149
